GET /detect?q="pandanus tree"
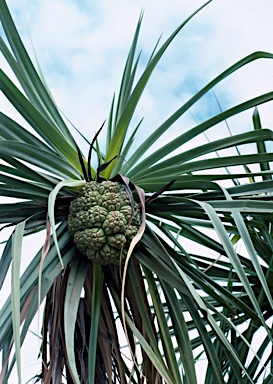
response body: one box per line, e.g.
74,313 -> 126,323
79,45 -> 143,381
1,0 -> 273,383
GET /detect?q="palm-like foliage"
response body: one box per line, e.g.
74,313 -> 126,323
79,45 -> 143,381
1,0 -> 273,383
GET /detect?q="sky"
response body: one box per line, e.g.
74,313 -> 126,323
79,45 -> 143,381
2,0 -> 273,154
1,0 -> 273,382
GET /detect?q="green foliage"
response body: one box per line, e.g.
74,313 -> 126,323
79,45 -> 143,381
0,0 -> 273,383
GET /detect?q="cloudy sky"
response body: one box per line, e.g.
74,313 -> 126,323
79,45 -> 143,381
1,0 -> 273,382
3,0 -> 273,153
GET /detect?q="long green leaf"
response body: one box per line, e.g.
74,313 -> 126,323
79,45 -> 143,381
124,51 -> 273,175
0,69 -> 80,168
127,262 -> 163,360
143,266 -> 181,383
0,0 -> 75,143
0,140 -> 81,179
0,222 -> 69,339
132,128 -> 273,179
0,237 -> 12,290
192,199 -> 273,343
0,112 -> 53,151
2,240 -> 76,383
112,292 -> 176,384
127,92 -> 273,179
88,263 -> 104,384
11,221 -> 25,384
161,280 -> 198,384
172,259 -> 254,383
103,0 -> 213,178
0,154 -> 60,186
134,152 -> 273,182
64,256 -> 88,384
113,12 -> 143,129
253,107 -> 272,181
219,186 -> 273,310
182,295 -> 225,384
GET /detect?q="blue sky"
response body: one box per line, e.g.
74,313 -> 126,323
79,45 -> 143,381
1,0 -> 273,382
3,0 -> 273,157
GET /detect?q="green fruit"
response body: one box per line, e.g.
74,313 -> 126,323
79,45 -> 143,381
67,180 -> 141,264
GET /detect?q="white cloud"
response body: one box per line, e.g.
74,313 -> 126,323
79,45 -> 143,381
3,0 -> 273,149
